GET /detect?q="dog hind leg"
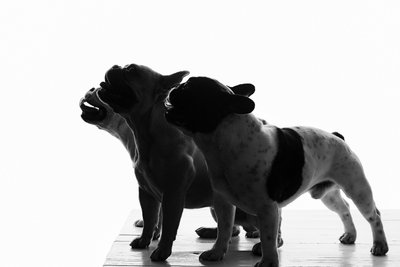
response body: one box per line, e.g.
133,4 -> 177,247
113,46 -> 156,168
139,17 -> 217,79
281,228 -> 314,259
332,160 -> 388,256
320,187 -> 357,244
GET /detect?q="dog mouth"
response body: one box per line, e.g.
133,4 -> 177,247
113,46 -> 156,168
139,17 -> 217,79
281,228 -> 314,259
80,94 -> 107,123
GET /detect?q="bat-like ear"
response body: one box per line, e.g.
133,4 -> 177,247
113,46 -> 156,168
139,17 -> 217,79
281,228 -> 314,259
229,83 -> 255,97
226,94 -> 255,114
161,71 -> 190,90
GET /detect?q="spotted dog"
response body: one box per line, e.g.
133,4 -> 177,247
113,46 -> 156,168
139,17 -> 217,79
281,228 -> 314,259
86,64 -> 271,261
165,76 -> 388,267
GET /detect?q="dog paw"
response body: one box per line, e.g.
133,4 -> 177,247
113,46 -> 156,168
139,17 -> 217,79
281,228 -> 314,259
130,237 -> 150,249
196,226 -> 240,239
134,219 -> 144,227
252,242 -> 262,256
251,239 -> 282,256
150,246 -> 172,261
199,249 -> 226,261
370,241 -> 389,256
245,230 -> 260,238
339,232 -> 356,244
232,225 -> 241,237
196,227 -> 217,239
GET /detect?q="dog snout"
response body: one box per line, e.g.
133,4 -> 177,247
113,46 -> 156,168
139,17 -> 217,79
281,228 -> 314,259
83,87 -> 96,99
97,85 -> 112,102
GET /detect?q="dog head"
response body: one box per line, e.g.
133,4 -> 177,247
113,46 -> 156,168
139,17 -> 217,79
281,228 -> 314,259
165,77 -> 255,134
80,87 -> 126,132
97,64 -> 189,115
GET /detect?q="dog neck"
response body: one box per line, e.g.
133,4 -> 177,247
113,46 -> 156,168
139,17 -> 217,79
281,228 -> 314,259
122,101 -> 187,164
194,113 -> 263,158
103,118 -> 138,163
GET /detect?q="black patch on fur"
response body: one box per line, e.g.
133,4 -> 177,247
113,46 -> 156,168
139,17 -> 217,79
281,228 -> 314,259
267,128 -> 305,203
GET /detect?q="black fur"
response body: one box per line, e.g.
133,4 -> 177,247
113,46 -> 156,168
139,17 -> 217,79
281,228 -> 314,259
166,77 -> 255,133
98,65 -> 138,113
267,128 -> 305,203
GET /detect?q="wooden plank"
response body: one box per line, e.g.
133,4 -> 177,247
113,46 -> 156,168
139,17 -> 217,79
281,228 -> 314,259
104,209 -> 400,266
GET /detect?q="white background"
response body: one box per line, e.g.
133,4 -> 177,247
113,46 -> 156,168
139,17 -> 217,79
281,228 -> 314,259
1,1 -> 399,266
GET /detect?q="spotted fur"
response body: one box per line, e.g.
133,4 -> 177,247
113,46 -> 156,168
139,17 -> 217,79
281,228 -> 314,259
165,76 -> 389,266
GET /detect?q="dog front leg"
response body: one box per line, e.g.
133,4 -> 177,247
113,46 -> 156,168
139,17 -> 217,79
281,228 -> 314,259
253,203 -> 279,267
130,187 -> 160,249
199,193 -> 235,261
150,190 -> 185,261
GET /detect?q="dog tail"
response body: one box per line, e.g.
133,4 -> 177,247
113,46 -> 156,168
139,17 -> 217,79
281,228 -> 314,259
332,131 -> 345,141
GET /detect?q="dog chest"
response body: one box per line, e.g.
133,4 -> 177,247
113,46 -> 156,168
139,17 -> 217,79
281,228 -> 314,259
196,116 -> 278,210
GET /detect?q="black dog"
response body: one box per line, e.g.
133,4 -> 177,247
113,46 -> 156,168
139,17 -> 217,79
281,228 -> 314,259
90,64 -> 277,261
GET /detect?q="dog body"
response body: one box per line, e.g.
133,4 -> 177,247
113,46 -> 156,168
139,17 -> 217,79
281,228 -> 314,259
85,64 -> 264,261
165,76 -> 388,267
197,117 -> 348,210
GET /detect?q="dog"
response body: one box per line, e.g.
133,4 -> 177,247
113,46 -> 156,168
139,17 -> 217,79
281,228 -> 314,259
86,64 -> 271,261
165,76 -> 389,267
80,87 -> 163,240
79,85 -> 265,241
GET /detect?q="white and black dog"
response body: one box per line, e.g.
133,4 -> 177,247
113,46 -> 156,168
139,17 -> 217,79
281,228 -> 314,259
165,76 -> 388,267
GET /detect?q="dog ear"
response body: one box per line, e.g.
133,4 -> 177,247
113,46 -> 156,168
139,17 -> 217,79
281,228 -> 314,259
226,94 -> 255,114
161,71 -> 190,89
229,83 -> 255,97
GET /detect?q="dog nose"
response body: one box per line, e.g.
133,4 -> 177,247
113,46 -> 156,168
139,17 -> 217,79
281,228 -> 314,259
112,65 -> 120,69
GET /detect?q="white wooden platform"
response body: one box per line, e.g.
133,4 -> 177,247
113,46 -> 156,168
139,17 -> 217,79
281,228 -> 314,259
104,209 -> 400,266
